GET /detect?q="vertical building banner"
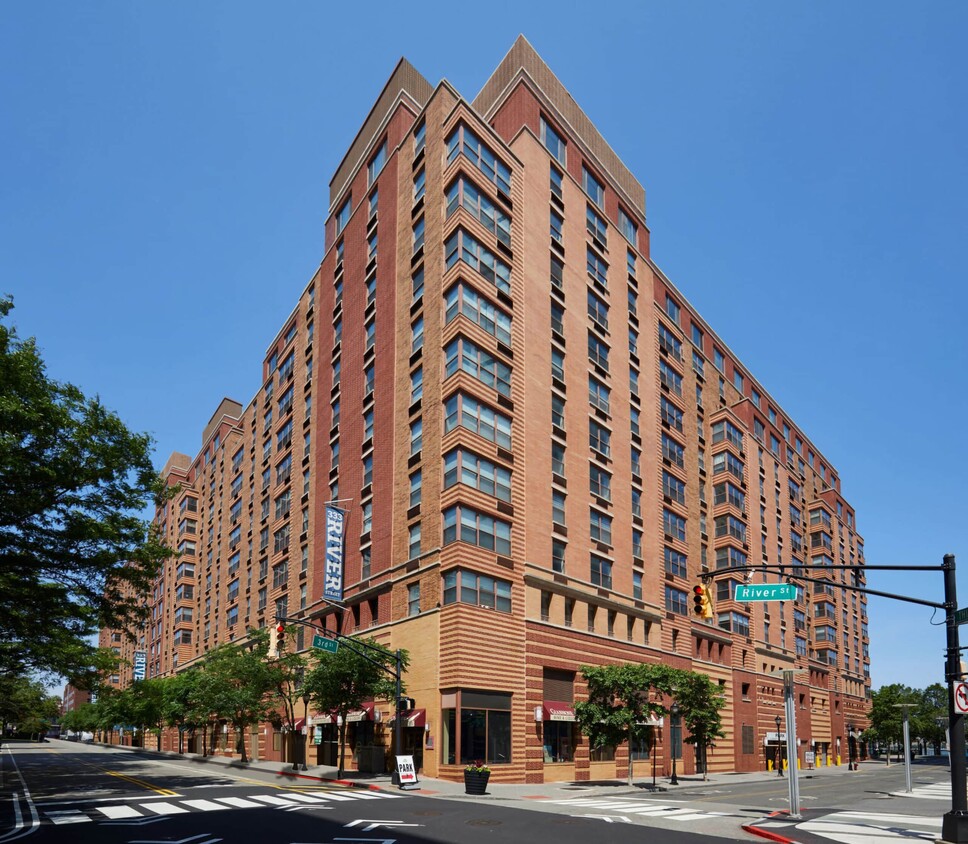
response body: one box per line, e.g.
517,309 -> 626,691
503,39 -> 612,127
132,651 -> 147,682
323,506 -> 346,602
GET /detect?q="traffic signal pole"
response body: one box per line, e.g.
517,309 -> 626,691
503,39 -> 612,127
942,554 -> 968,844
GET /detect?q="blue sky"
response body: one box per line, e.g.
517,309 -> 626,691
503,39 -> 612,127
2,2 -> 965,693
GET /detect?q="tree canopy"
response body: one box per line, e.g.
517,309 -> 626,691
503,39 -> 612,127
0,297 -> 170,679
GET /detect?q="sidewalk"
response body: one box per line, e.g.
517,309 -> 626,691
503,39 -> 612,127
82,739 -> 872,801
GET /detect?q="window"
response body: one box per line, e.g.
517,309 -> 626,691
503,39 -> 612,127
411,316 -> 424,354
713,481 -> 745,510
590,510 -> 612,545
712,419 -> 743,449
591,554 -> 613,589
664,546 -> 687,577
445,229 -> 511,295
588,376 -> 610,414
447,177 -> 511,245
628,326 -> 638,357
619,208 -> 637,243
364,363 -> 375,397
714,347 -> 725,372
551,441 -> 565,477
444,393 -> 512,449
662,471 -> 686,504
718,612 -> 750,637
412,267 -> 424,303
362,454 -> 373,487
367,140 -> 386,184
363,409 -> 374,442
444,448 -> 512,502
409,523 -> 421,558
446,123 -> 511,194
659,360 -> 682,396
272,561 -> 288,589
412,217 -> 425,252
589,420 -> 611,458
541,116 -> 566,165
413,168 -> 426,203
658,323 -> 682,361
443,505 -> 512,555
551,255 -> 564,290
442,569 -> 512,612
409,469 -> 422,508
368,187 -> 378,218
410,418 -> 422,455
551,347 -> 565,381
632,529 -> 642,558
551,393 -> 565,429
733,370 -> 744,391
586,247 -> 608,288
445,282 -> 512,346
665,586 -> 688,616
714,514 -> 746,543
445,336 -> 512,396
550,209 -> 563,243
361,501 -> 372,535
660,397 -> 684,432
587,289 -> 608,331
550,165 -> 563,199
586,205 -> 607,244
552,490 -> 566,526
631,446 -> 641,477
414,118 -> 426,153
552,540 -> 566,573
408,583 -> 420,617
662,433 -> 685,467
713,451 -> 744,480
589,465 -> 611,501
663,508 -> 686,541
587,333 -> 609,371
335,195 -> 351,235
631,488 -> 642,518
410,366 -> 423,402
582,166 -> 604,207
666,294 -> 680,323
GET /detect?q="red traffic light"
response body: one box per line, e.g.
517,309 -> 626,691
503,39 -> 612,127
692,585 -> 704,596
276,624 -> 285,634
693,584 -> 706,615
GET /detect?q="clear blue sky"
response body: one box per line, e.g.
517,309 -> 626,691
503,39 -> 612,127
2,2 -> 965,693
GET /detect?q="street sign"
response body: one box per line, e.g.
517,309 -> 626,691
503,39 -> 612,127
312,635 -> 339,654
734,583 -> 798,602
954,682 -> 968,714
956,608 -> 968,625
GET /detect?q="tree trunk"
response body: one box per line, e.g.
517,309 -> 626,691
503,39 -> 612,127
202,725 -> 208,757
628,752 -> 634,787
338,719 -> 347,779
238,724 -> 248,763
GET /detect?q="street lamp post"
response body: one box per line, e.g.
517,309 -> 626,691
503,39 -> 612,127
848,724 -> 856,771
300,693 -> 310,771
670,703 -> 681,785
775,715 -> 784,777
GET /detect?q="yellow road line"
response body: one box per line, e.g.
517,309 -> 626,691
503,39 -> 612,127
105,770 -> 179,797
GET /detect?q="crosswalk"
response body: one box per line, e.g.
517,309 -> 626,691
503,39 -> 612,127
549,796 -> 735,823
897,781 -> 951,800
41,788 -> 405,825
794,810 -> 942,844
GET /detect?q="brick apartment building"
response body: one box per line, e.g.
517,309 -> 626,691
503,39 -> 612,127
101,37 -> 871,782
61,683 -> 92,715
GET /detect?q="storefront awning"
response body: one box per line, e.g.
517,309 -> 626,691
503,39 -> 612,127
346,703 -> 376,723
542,701 -> 576,722
390,709 -> 426,728
311,712 -> 336,725
293,718 -> 306,731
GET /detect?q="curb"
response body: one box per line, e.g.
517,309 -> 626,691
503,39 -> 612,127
742,823 -> 798,844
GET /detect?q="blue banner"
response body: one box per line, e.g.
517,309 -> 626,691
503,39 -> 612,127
323,506 -> 346,602
132,650 -> 147,682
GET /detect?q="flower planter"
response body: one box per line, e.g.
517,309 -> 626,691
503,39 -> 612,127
463,769 -> 490,795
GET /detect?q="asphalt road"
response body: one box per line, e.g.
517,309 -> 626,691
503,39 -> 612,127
0,741 -> 736,844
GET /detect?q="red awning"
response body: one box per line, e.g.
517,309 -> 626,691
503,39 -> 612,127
345,703 -> 375,723
542,701 -> 576,722
293,718 -> 306,731
391,709 -> 426,728
312,712 -> 336,725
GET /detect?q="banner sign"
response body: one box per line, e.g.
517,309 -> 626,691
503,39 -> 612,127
323,506 -> 347,602
132,651 -> 147,682
396,755 -> 418,785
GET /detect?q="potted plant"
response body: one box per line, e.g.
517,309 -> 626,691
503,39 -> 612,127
464,761 -> 490,795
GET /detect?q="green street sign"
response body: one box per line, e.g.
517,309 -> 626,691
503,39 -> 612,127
734,583 -> 798,602
312,635 -> 339,654
955,608 -> 968,626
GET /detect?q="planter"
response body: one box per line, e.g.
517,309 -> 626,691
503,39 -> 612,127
464,769 -> 490,795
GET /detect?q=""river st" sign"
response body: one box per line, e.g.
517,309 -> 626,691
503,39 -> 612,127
734,583 -> 798,602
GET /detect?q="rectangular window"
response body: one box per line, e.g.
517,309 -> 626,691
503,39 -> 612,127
413,168 -> 426,203
666,294 -> 680,323
658,323 -> 682,361
714,347 -> 725,372
590,509 -> 612,545
586,247 -> 608,288
445,229 -> 511,295
662,470 -> 686,504
587,289 -> 609,331
582,165 -> 604,207
660,397 -> 683,432
443,448 -> 512,502
408,583 -> 420,617
665,585 -> 688,616
587,332 -> 609,371
664,546 -> 687,577
589,420 -> 611,458
442,505 -> 512,556
590,554 -> 613,589
335,195 -> 351,236
663,508 -> 686,542
552,540 -> 566,573
712,420 -> 743,449
552,490 -> 566,526
588,375 -> 610,414
367,140 -> 386,184
659,360 -> 683,396
550,209 -> 563,243
444,336 -> 512,396
550,165 -> 563,199
444,393 -> 512,449
619,208 -> 637,244
541,116 -> 566,165
445,282 -> 512,346
442,569 -> 512,612
447,176 -> 511,246
446,123 -> 512,194
586,205 -> 607,244
589,465 -> 611,501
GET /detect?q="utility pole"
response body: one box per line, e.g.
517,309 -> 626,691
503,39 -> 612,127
943,554 -> 968,844
783,670 -> 801,818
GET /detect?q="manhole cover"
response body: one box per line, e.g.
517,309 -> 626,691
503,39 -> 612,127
467,819 -> 502,827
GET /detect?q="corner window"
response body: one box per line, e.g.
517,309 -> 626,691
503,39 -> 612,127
367,139 -> 387,185
335,195 -> 351,236
541,116 -> 566,165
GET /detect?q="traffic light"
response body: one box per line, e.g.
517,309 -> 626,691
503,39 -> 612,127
275,623 -> 286,654
693,583 -> 713,620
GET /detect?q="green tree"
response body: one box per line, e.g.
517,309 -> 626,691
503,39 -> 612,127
160,670 -> 204,754
0,298 -> 172,679
918,683 -> 947,755
675,671 -> 727,780
868,683 -> 919,762
0,676 -> 60,739
302,637 -> 408,778
269,625 -> 309,769
196,629 -> 283,763
127,678 -> 167,750
575,662 -> 680,785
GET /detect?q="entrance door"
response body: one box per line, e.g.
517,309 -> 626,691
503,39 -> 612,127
402,727 -> 424,772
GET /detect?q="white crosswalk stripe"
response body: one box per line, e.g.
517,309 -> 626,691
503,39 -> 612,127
901,782 -> 952,800
551,797 -> 735,823
796,810 -> 942,844
41,786 -> 409,825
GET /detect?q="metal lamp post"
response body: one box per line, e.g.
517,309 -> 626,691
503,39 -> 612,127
848,724 -> 856,771
300,693 -> 311,771
670,702 -> 681,785
775,715 -> 784,777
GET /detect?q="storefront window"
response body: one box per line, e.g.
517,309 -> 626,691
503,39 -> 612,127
440,690 -> 512,766
590,745 -> 615,762
630,732 -> 652,760
543,721 -> 574,762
